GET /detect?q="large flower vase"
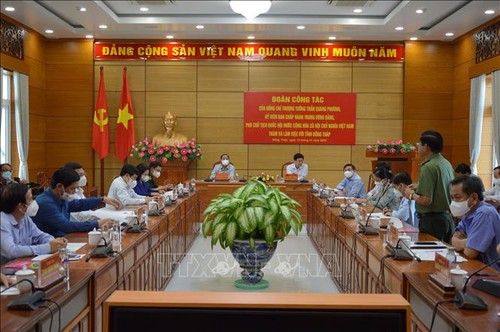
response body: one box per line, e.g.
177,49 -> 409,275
230,239 -> 279,289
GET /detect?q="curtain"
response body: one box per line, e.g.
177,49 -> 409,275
469,74 -> 486,175
14,72 -> 29,180
493,70 -> 500,167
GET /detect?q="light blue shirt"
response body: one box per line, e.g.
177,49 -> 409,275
336,173 -> 366,198
286,163 -> 308,181
209,163 -> 236,180
392,197 -> 418,228
1,212 -> 54,262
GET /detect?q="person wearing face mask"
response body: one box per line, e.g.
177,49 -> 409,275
355,167 -> 399,210
366,162 -> 391,198
145,161 -> 171,192
450,175 -> 500,270
32,168 -> 119,237
335,164 -> 366,198
0,183 -> 68,264
383,172 -> 418,227
107,164 -> 155,207
286,153 -> 308,181
133,163 -> 162,197
63,162 -> 100,222
209,154 -> 236,180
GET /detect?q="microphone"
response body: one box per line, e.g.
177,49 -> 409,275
1,279 -> 46,311
360,182 -> 391,235
395,238 -> 422,262
454,257 -> 500,310
85,238 -> 113,262
389,239 -> 413,260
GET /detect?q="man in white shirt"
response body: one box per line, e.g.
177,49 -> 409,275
286,153 -> 308,181
108,164 -> 154,207
485,166 -> 500,200
64,162 -> 98,222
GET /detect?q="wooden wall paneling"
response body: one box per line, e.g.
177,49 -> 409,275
45,117 -> 92,142
404,67 -> 453,94
352,66 -> 403,93
351,145 -> 373,171
197,118 -> 243,143
248,145 -> 298,171
145,62 -> 196,91
356,93 -> 403,119
146,92 -> 197,118
450,145 -> 470,170
300,145 -> 351,170
404,42 -> 454,67
248,64 -> 300,91
46,64 -> 93,91
45,40 -> 93,65
24,57 -> 46,90
95,64 -> 146,92
452,118 -> 469,146
29,114 -> 46,142
453,36 -> 475,67
0,54 -> 28,74
197,62 -> 249,91
27,143 -> 47,174
45,143 -> 93,169
196,143 -> 248,172
23,32 -> 46,64
403,119 -> 453,143
404,93 -> 453,119
453,61 -> 475,94
307,170 -> 344,187
197,92 -> 243,118
46,90 -> 93,117
300,63 -> 353,92
355,119 -> 403,145
29,87 -> 46,116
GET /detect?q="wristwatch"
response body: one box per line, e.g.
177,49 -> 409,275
409,192 -> 414,200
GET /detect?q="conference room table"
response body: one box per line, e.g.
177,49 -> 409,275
307,191 -> 499,332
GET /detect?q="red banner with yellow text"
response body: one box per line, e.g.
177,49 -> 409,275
244,92 -> 356,145
94,43 -> 403,62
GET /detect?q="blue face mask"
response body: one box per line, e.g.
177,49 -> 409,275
2,171 -> 12,180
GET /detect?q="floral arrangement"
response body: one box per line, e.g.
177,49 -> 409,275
251,173 -> 275,183
129,137 -> 203,163
366,139 -> 416,155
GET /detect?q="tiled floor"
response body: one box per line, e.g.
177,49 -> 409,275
165,227 -> 339,293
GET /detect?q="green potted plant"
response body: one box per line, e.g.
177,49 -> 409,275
202,180 -> 303,289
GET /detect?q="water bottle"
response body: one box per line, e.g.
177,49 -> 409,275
112,225 -> 121,252
59,248 -> 70,283
386,220 -> 394,244
446,247 -> 457,270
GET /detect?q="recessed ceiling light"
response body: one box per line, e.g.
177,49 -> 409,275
353,8 -> 362,13
410,37 -> 418,41
328,36 -> 336,40
78,7 -> 86,12
85,34 -> 94,39
416,9 -> 425,14
297,25 -> 305,30
445,32 -> 454,37
140,7 -> 149,12
395,26 -> 404,31
166,35 -> 174,39
484,10 -> 495,15
196,25 -> 204,29
247,36 -> 255,40
5,7 -> 15,11
45,29 -> 54,34
99,25 -> 108,29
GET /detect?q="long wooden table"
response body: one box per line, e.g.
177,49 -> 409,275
307,191 -> 499,332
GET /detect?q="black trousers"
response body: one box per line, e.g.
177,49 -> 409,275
417,212 -> 454,243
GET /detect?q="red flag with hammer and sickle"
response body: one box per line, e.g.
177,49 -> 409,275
92,67 -> 109,159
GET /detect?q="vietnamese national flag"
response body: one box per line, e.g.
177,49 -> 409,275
115,67 -> 135,161
92,67 -> 109,159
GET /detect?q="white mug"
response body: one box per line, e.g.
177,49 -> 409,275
450,268 -> 468,290
88,230 -> 102,247
368,217 -> 380,229
15,268 -> 36,293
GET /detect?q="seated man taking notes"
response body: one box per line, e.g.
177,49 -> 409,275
286,153 -> 308,181
1,183 -> 67,264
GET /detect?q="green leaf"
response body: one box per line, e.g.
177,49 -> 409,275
263,224 -> 276,245
280,205 -> 291,222
224,222 -> 238,247
212,222 -> 226,246
237,210 -> 252,233
249,237 -> 255,249
201,219 -> 212,236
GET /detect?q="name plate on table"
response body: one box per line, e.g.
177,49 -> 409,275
215,173 -> 229,181
285,173 -> 298,181
33,253 -> 64,291
428,252 -> 455,296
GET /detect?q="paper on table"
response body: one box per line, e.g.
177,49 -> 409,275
0,285 -> 20,296
412,249 -> 468,262
32,254 -> 53,261
92,207 -> 136,223
66,243 -> 86,252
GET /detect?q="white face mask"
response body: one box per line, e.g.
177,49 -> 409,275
374,181 -> 381,186
449,198 -> 471,217
78,175 -> 87,187
141,175 -> 150,182
344,171 -> 353,179
152,171 -> 161,179
221,159 -> 230,166
25,201 -> 39,217
61,191 -> 76,202
128,179 -> 137,189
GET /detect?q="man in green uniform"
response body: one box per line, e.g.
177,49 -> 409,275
404,130 -> 455,243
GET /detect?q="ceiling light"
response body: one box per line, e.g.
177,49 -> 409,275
395,26 -> 404,31
230,1 -> 272,19
410,37 -> 418,41
5,7 -> 15,11
78,7 -> 86,12
445,32 -> 454,37
140,7 -> 149,12
85,34 -> 94,39
247,36 -> 255,40
297,25 -> 305,30
99,25 -> 108,29
353,8 -> 363,13
328,36 -> 336,40
484,10 -> 495,15
416,9 -> 424,14
45,29 -> 54,34
166,35 -> 174,39
196,25 -> 204,29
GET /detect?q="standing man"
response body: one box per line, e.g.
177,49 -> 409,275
403,130 -> 455,242
286,153 -> 308,181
